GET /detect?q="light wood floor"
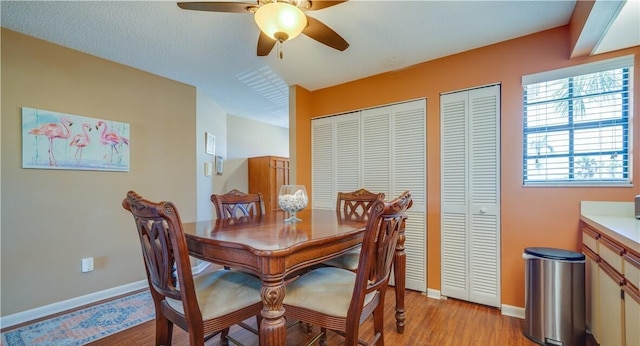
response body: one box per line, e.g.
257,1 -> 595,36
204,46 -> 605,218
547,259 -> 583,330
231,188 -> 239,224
86,286 -> 596,346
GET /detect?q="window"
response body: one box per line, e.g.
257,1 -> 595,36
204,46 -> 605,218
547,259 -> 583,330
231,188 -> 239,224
522,56 -> 633,186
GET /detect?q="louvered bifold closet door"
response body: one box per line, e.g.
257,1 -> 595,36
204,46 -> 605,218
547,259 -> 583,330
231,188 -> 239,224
392,99 -> 427,292
440,85 -> 500,307
312,116 -> 336,209
440,91 -> 470,301
335,113 -> 362,194
361,107 -> 392,198
312,100 -> 428,293
468,85 -> 500,308
312,112 -> 361,209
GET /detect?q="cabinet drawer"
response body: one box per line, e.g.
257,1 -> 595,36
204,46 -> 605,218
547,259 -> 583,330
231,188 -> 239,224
582,225 -> 599,254
600,236 -> 624,273
625,252 -> 640,291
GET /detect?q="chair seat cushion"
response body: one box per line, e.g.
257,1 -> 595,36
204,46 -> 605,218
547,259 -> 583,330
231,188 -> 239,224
321,247 -> 361,271
283,267 -> 375,318
166,269 -> 262,320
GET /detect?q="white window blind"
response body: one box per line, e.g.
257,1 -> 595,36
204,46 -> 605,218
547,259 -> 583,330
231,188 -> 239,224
522,57 -> 633,186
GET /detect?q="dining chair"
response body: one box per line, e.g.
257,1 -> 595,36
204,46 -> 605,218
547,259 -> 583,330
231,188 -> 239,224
122,191 -> 263,346
211,189 -> 266,273
283,191 -> 412,346
321,188 -> 385,271
211,188 -> 312,332
211,189 -> 266,219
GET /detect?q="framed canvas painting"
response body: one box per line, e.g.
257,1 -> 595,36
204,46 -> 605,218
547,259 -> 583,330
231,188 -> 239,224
206,132 -> 215,155
22,107 -> 130,171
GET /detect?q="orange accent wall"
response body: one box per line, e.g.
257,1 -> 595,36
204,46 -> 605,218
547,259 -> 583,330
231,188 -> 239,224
294,25 -> 639,308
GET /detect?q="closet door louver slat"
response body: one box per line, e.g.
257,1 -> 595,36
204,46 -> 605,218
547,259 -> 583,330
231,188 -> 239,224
441,92 -> 470,300
311,118 -> 335,209
469,88 -> 500,307
392,101 -> 427,292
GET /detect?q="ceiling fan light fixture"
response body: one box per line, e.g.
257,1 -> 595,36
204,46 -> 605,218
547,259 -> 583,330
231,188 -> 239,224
254,2 -> 307,42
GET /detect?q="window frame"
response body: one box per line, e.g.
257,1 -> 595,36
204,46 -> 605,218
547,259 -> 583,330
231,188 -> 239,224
521,56 -> 634,187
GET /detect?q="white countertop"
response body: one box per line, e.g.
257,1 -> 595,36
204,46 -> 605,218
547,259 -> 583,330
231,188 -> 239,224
580,201 -> 640,253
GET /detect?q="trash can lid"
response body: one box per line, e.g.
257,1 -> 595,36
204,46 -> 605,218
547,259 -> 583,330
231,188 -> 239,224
524,247 -> 585,261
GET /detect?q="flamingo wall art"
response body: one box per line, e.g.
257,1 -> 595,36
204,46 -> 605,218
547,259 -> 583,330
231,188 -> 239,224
22,107 -> 130,171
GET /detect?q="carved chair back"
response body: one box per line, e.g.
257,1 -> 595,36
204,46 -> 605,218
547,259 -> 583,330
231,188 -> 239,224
211,189 -> 266,219
123,191 -> 263,346
336,188 -> 385,221
122,191 -> 203,334
283,191 -> 413,345
353,191 -> 412,312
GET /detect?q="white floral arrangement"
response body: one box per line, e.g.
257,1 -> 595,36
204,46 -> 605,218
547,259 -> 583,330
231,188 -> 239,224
278,189 -> 308,212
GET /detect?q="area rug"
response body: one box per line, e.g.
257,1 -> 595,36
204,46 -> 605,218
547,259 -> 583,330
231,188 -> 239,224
1,290 -> 154,346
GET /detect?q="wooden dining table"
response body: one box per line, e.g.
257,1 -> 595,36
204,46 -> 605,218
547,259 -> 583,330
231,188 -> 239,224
182,208 -> 407,346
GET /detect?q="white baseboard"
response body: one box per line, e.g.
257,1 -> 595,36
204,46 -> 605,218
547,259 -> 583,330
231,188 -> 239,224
1,280 -> 148,329
193,261 -> 214,274
425,290 -> 524,320
427,288 -> 441,299
501,304 -> 525,319
1,263 -> 217,330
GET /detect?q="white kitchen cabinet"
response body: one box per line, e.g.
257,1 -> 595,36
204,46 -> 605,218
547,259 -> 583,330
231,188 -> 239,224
624,252 -> 640,346
583,242 -> 600,341
624,285 -> 640,346
598,259 -> 624,346
581,217 -> 640,346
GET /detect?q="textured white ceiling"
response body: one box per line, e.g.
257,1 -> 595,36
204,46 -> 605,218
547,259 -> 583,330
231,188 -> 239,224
0,1 -> 583,128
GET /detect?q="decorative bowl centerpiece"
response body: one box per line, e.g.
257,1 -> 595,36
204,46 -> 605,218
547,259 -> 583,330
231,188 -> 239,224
278,185 -> 308,222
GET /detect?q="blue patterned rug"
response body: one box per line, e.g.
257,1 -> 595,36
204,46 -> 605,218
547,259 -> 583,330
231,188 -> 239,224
1,290 -> 154,346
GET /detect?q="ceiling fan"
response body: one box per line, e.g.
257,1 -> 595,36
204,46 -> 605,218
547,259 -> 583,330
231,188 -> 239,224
177,1 -> 349,58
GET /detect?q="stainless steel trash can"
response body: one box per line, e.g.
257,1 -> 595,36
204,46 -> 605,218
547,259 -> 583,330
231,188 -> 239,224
523,247 -> 585,346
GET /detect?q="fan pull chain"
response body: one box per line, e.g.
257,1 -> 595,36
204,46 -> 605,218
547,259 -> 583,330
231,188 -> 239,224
277,40 -> 284,59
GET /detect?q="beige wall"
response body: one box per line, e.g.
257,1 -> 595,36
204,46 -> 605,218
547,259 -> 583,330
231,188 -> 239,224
1,29 -> 198,315
226,114 -> 289,159
220,114 -> 289,193
196,90 -> 227,221
1,29 -> 290,318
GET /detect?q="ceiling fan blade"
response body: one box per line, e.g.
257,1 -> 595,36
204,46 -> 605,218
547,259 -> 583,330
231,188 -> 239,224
302,16 -> 349,51
307,1 -> 348,11
257,31 -> 277,56
177,2 -> 256,13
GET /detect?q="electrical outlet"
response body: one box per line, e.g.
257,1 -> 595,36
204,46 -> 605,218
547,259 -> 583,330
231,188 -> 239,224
81,257 -> 94,273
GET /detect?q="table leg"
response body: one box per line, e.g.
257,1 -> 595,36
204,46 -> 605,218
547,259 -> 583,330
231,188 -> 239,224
393,225 -> 406,334
259,278 -> 287,346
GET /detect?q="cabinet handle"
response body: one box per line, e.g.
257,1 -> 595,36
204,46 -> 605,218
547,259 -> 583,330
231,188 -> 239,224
623,284 -> 640,304
582,245 -> 599,262
580,222 -> 600,239
600,259 -> 624,285
600,236 -> 625,256
479,207 -> 487,214
624,252 -> 640,270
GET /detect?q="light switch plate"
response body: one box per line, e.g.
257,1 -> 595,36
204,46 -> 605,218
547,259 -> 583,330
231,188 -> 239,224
204,162 -> 213,176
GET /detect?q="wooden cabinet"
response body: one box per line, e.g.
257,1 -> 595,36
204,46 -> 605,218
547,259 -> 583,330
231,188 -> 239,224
624,252 -> 640,346
598,259 -> 624,346
581,220 -> 640,346
248,156 -> 289,212
583,243 -> 600,341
